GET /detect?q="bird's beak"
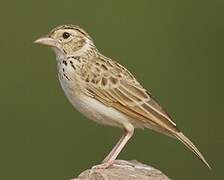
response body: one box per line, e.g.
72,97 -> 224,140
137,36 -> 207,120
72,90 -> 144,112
34,36 -> 57,47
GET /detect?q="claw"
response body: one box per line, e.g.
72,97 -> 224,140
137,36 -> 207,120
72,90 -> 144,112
92,160 -> 133,169
92,161 -> 115,169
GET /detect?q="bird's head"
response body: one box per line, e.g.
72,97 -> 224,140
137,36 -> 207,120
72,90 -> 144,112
34,25 -> 95,57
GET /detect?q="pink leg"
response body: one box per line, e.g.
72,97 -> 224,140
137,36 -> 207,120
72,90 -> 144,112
102,127 -> 134,163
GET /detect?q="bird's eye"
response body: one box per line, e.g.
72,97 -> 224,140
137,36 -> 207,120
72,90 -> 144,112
62,32 -> 71,39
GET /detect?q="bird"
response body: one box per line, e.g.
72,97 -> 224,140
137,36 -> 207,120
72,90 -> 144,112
34,24 -> 210,169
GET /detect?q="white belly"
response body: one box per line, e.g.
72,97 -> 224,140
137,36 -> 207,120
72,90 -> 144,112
58,76 -> 141,129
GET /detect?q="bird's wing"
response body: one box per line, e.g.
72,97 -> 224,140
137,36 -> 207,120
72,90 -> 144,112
80,55 -> 212,168
80,55 -> 179,133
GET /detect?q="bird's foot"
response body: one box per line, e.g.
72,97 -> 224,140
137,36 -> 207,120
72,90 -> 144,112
92,160 -> 133,169
92,161 -> 115,169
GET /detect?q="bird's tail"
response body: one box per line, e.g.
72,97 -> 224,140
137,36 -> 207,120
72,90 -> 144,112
174,132 -> 211,169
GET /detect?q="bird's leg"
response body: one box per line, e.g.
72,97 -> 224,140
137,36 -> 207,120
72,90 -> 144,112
92,125 -> 134,169
102,126 -> 134,163
102,133 -> 126,163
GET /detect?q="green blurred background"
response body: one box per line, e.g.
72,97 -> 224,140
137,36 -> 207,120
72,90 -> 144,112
0,0 -> 223,179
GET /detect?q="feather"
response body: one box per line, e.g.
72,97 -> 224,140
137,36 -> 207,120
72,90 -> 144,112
174,132 -> 211,169
80,54 -> 210,169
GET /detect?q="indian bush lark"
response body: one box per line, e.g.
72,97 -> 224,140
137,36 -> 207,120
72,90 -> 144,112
34,25 -> 210,169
